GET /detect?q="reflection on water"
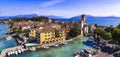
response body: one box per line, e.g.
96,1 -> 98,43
7,37 -> 89,57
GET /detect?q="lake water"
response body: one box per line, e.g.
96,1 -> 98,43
0,24 -> 93,57
54,18 -> 120,26
0,18 -> 119,57
86,19 -> 120,26
7,37 -> 91,57
0,24 -> 18,53
0,24 -> 8,36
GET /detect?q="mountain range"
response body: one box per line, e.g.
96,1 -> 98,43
0,14 -> 120,20
0,14 -> 38,20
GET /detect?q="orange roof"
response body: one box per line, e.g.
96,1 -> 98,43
37,27 -> 55,32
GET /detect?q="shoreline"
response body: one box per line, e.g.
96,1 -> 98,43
25,35 -> 82,51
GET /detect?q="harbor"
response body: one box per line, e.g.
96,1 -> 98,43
0,46 -> 25,57
0,24 -> 97,57
25,35 -> 81,51
6,36 -> 96,57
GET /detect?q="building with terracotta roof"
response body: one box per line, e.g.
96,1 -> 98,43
29,27 -> 67,44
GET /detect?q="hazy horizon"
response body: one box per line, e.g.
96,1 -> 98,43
1,0 -> 120,18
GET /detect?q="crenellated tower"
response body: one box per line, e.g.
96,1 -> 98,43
81,14 -> 86,22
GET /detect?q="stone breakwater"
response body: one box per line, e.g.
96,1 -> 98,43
0,46 -> 24,57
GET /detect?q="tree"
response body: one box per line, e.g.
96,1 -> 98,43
103,31 -> 112,40
94,28 -> 111,40
105,27 -> 114,33
7,20 -> 14,28
67,26 -> 80,39
10,16 -> 49,22
111,29 -> 120,44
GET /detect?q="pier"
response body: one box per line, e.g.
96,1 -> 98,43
0,34 -> 16,39
0,46 -> 24,57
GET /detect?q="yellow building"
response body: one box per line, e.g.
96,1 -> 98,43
29,29 -> 36,38
29,28 -> 66,44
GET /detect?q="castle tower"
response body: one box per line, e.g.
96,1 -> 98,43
81,14 -> 86,22
80,14 -> 87,36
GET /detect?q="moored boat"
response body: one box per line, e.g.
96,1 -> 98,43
15,51 -> 18,55
18,50 -> 22,53
43,46 -> 49,49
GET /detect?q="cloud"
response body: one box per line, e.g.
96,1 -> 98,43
40,0 -> 64,7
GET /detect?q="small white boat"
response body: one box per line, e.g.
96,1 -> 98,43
10,51 -> 13,55
15,51 -> 18,55
55,44 -> 58,47
75,55 -> 78,57
18,50 -> 22,53
44,46 -> 49,49
12,51 -> 15,54
64,42 -> 68,45
54,44 -> 59,47
31,47 -> 36,51
7,52 -> 11,56
85,48 -> 92,54
88,54 -> 92,57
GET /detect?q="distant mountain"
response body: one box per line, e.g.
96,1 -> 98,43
0,14 -> 38,20
70,15 -> 120,20
0,14 -> 120,20
14,14 -> 38,18
0,14 -> 68,20
46,15 -> 68,19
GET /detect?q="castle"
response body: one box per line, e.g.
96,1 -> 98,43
70,14 -> 88,36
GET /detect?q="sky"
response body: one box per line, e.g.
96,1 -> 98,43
0,0 -> 120,18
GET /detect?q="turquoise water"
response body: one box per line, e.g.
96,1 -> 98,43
0,24 -> 18,53
0,24 -> 8,36
0,24 -> 94,57
7,37 -> 89,57
0,38 -> 18,53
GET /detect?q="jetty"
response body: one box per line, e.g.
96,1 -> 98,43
0,34 -> 16,39
0,46 -> 24,57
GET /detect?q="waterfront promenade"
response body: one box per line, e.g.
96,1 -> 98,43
26,35 -> 82,51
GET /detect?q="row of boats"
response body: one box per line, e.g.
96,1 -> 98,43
7,48 -> 26,56
43,44 -> 59,49
74,48 -> 96,57
43,42 -> 68,49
